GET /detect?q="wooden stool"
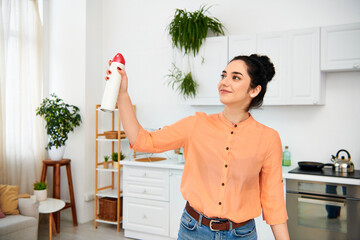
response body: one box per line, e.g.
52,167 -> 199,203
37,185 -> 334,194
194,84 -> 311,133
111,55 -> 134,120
40,159 -> 78,233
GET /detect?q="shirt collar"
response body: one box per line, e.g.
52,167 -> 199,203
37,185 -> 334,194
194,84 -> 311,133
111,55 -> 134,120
219,111 -> 254,128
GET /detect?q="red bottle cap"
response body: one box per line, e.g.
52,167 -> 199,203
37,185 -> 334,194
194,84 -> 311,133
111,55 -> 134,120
112,53 -> 125,65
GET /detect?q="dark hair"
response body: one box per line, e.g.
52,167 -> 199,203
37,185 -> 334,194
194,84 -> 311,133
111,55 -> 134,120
230,54 -> 275,111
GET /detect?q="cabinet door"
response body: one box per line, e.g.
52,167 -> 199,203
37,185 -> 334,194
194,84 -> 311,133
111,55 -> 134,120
123,197 -> 169,236
321,23 -> 360,71
228,34 -> 257,60
169,170 -> 186,239
287,28 -> 325,105
188,36 -> 228,105
257,32 -> 288,105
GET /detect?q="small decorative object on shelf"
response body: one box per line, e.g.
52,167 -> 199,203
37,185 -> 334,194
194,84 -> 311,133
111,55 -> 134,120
33,181 -> 47,201
104,131 -> 118,139
103,156 -> 110,169
112,152 -> 125,169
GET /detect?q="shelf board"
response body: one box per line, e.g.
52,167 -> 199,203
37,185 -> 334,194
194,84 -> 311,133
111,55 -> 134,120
96,165 -> 123,172
96,108 -> 118,112
96,218 -> 122,225
96,137 -> 128,142
96,188 -> 123,198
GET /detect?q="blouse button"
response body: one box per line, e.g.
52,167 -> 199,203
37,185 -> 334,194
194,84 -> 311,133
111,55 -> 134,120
222,183 -> 225,186
219,202 -> 222,205
231,131 -> 234,134
225,164 -> 228,168
226,147 -> 229,150
234,124 -> 237,128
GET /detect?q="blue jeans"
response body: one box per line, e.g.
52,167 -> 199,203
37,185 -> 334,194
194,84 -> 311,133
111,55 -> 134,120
178,208 -> 257,240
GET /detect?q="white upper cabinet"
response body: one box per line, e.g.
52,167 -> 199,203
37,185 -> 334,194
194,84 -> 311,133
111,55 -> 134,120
229,28 -> 324,106
257,32 -> 288,105
321,22 -> 360,71
187,36 -> 228,105
287,28 -> 325,105
228,34 -> 256,60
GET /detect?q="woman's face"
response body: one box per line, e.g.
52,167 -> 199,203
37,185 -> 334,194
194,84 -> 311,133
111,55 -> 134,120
218,60 -> 259,108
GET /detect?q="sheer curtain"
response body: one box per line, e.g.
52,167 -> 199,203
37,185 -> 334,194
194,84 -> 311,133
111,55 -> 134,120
0,0 -> 45,193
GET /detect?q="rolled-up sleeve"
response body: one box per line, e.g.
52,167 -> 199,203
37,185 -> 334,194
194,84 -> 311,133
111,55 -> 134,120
259,131 -> 288,225
130,115 -> 196,153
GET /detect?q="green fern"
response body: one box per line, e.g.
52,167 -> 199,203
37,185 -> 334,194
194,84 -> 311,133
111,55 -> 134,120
167,64 -> 198,99
168,5 -> 225,56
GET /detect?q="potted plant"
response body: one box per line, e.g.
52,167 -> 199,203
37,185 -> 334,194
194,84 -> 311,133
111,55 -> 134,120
36,93 -> 82,160
33,182 -> 47,201
103,155 -> 110,169
112,152 -> 126,169
166,5 -> 225,99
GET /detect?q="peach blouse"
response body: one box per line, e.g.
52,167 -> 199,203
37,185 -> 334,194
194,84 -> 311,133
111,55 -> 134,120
131,112 -> 288,225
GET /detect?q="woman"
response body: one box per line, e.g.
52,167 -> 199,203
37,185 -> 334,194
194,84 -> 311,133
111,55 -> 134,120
106,54 -> 290,240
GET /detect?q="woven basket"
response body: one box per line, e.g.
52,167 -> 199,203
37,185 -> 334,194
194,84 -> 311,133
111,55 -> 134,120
104,131 -> 118,139
98,197 -> 122,221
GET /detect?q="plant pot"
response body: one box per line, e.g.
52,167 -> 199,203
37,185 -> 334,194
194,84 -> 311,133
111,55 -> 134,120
48,146 -> 65,161
113,162 -> 118,169
34,189 -> 47,201
178,154 -> 185,163
103,161 -> 109,169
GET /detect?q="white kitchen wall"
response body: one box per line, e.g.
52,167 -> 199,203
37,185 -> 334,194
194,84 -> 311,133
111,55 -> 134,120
46,0 -> 360,223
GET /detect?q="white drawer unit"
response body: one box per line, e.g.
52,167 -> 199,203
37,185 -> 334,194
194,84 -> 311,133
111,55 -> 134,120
123,181 -> 169,201
123,197 -> 170,237
123,165 -> 169,186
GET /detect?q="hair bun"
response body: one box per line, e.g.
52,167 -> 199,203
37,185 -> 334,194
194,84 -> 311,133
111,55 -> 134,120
249,54 -> 275,82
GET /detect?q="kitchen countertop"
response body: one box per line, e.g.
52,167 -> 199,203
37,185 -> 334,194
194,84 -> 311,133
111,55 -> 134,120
120,153 -> 184,170
120,157 -> 360,186
283,163 -> 360,186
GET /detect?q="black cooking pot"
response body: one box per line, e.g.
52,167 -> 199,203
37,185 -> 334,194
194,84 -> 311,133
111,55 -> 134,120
298,161 -> 334,171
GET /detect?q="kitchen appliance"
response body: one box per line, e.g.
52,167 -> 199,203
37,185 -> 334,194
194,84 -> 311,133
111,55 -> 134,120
286,179 -> 360,240
298,161 -> 334,171
331,149 -> 354,173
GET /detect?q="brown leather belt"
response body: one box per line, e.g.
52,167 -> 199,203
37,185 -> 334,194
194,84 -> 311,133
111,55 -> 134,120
185,202 -> 250,231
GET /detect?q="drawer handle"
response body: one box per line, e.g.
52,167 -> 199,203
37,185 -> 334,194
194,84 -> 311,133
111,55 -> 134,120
143,189 -> 147,194
143,173 -> 147,177
142,215 -> 147,219
353,64 -> 359,69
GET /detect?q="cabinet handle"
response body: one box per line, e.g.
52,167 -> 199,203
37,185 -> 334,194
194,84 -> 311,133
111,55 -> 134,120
143,173 -> 147,177
143,189 -> 147,194
353,64 -> 359,69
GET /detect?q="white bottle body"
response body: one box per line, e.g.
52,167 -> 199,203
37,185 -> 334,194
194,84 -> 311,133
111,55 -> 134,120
100,62 -> 125,112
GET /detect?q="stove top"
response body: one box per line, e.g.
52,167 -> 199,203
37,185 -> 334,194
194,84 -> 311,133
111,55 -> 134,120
289,167 -> 360,179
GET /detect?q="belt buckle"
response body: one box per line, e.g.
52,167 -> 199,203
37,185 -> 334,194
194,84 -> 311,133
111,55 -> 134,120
209,219 -> 220,231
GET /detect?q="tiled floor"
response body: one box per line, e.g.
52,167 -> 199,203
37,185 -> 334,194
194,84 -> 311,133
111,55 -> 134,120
38,219 -> 132,240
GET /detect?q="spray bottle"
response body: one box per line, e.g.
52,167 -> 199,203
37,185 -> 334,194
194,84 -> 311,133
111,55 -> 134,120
100,53 -> 125,112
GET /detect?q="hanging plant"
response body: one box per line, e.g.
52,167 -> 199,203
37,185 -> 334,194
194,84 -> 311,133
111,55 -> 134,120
167,5 -> 225,99
168,5 -> 225,56
167,63 -> 198,99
